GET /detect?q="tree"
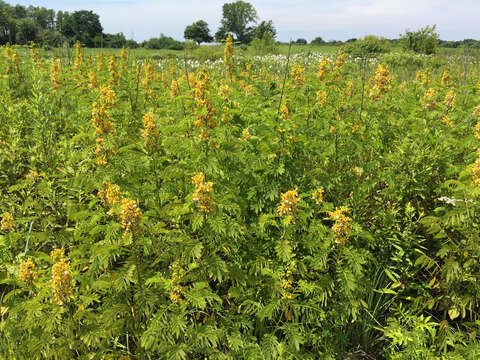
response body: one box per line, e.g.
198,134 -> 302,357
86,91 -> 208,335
252,20 -> 276,39
218,1 -> 258,43
311,36 -> 325,45
16,17 -> 37,44
184,20 -> 213,44
61,10 -> 102,47
344,35 -> 391,58
250,31 -> 278,55
295,38 -> 307,45
400,25 -> 439,55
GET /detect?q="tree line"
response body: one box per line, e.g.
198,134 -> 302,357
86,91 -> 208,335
1,0 -> 479,50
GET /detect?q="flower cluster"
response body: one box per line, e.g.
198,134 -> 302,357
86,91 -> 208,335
369,64 -> 391,100
50,58 -> 62,92
291,64 -> 305,88
224,34 -> 234,80
317,58 -> 330,80
108,56 -> 121,86
169,262 -> 185,303
441,69 -> 453,88
334,49 -> 346,71
119,198 -> 142,236
192,70 -> 217,141
1,212 -> 14,231
422,88 -> 436,110
88,71 -> 98,90
316,90 -> 327,107
192,173 -> 215,214
170,79 -> 180,98
51,249 -> 74,306
444,90 -> 456,110
416,71 -> 429,87
328,207 -> 352,245
4,45 -> 20,75
19,258 -> 38,286
141,110 -> 159,150
312,188 -> 324,204
277,190 -> 299,217
73,41 -> 83,71
98,181 -> 121,211
241,128 -> 252,141
92,86 -> 117,165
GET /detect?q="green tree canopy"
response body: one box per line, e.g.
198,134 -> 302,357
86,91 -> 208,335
218,1 -> 258,43
184,20 -> 213,44
400,25 -> 439,55
252,20 -> 276,39
60,10 -> 102,47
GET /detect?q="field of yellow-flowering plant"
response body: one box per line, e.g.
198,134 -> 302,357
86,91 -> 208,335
1,39 -> 480,359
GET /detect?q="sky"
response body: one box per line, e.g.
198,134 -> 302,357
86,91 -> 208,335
11,0 -> 480,42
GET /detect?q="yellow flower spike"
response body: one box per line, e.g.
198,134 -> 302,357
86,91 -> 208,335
334,49 -> 346,71
317,58 -> 330,80
51,257 -> 73,306
1,212 -> 14,231
192,173 -> 215,215
141,110 -> 159,149
441,69 -> 453,88
444,90 -> 456,110
316,90 -> 327,107
277,190 -> 299,218
422,88 -> 436,110
170,79 -> 180,98
312,188 -> 324,204
290,63 -> 305,88
328,207 -> 352,245
224,34 -> 234,80
19,258 -> 37,286
119,198 -> 142,236
98,181 -> 121,209
369,64 -> 391,101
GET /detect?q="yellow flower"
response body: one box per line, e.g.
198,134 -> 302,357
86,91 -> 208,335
290,63 -> 305,88
141,110 -> 159,149
119,198 -> 142,236
316,90 -> 327,107
192,173 -> 215,214
277,190 -> 299,217
369,64 -> 391,100
444,90 -> 456,110
51,248 -> 65,262
441,115 -> 452,127
334,49 -> 346,71
224,34 -> 234,79
170,79 -> 180,98
19,258 -> 37,285
51,257 -> 73,305
416,71 -> 429,87
473,155 -> 480,185
422,88 -> 436,110
1,212 -> 14,231
312,188 -> 324,204
98,181 -> 121,209
328,207 -> 352,245
441,69 -> 452,87
317,58 -> 330,80
241,128 -> 252,141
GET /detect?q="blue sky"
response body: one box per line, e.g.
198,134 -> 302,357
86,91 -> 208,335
12,0 -> 480,42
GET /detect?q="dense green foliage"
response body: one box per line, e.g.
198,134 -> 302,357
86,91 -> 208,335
1,42 -> 480,359
400,25 -> 439,55
344,35 -> 391,58
184,20 -> 214,45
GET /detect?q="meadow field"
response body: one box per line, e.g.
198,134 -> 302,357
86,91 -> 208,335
1,40 -> 480,359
